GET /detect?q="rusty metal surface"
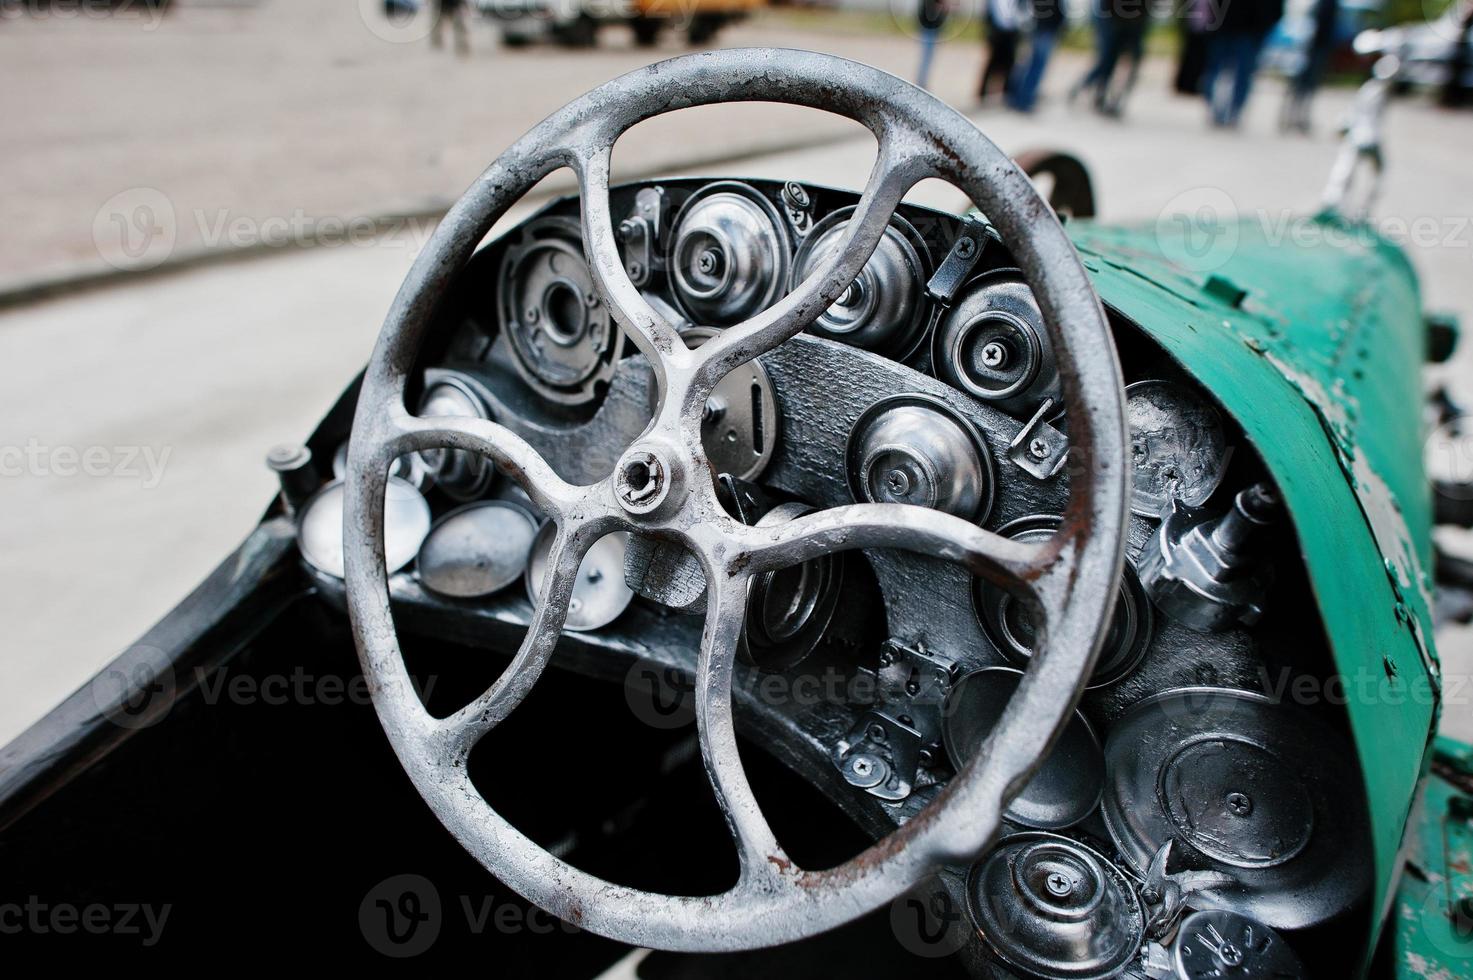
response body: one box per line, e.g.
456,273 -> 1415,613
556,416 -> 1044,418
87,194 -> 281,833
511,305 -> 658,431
342,49 -> 1128,951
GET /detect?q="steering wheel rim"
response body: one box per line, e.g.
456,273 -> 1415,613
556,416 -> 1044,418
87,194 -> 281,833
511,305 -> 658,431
344,48 -> 1128,952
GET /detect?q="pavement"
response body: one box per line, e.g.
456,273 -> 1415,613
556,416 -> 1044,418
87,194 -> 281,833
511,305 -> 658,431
2,2 -> 1472,746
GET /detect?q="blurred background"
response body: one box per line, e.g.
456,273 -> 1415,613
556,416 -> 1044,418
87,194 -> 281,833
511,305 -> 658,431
1,0 -> 1469,745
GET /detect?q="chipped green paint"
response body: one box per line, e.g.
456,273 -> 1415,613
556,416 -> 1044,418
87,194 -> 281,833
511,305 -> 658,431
1069,212 -> 1439,951
1390,738 -> 1473,976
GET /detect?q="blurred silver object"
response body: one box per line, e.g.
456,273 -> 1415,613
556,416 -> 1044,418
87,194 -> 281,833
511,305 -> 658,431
1171,910 -> 1304,979
966,832 -> 1144,979
791,207 -> 931,358
297,477 -> 429,580
1322,55 -> 1400,222
943,667 -> 1103,829
417,500 -> 539,598
974,515 -> 1152,687
1138,483 -> 1278,632
846,394 -> 994,521
333,439 -> 428,491
1126,379 -> 1229,517
1102,687 -> 1370,930
668,181 -> 789,326
416,377 -> 496,500
934,274 -> 1060,418
681,327 -> 779,481
499,216 -> 621,406
527,523 -> 633,631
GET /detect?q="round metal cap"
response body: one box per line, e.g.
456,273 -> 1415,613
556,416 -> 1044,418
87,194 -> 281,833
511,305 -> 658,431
417,378 -> 496,501
527,523 -> 634,632
1126,379 -> 1229,517
846,394 -> 995,522
966,832 -> 1144,980
943,667 -> 1104,829
1101,687 -> 1371,930
974,514 -> 1152,688
417,500 -> 540,598
297,477 -> 430,580
791,207 -> 931,359
681,327 -> 780,481
499,216 -> 621,406
1171,909 -> 1305,979
739,502 -> 843,672
935,274 -> 1061,417
668,181 -> 790,326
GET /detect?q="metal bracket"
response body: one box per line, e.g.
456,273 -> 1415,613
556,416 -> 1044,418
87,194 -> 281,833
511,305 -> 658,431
834,642 -> 955,802
618,186 -> 668,286
926,215 -> 995,304
780,180 -> 815,238
1008,397 -> 1069,479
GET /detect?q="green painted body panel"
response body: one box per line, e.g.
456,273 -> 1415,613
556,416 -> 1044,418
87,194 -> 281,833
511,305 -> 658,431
1067,213 -> 1440,944
1390,737 -> 1473,975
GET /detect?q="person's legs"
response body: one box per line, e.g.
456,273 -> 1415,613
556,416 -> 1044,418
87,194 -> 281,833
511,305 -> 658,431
1090,22 -> 1123,110
1227,31 -> 1267,124
1103,21 -> 1145,114
980,28 -> 1019,99
1011,28 -> 1058,111
1202,33 -> 1230,124
917,26 -> 939,89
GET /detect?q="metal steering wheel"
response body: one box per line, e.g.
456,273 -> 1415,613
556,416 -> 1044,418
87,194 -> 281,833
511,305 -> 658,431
344,49 -> 1128,952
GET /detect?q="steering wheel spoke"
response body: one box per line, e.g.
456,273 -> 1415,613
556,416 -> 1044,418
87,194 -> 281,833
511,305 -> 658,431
436,520 -> 598,758
576,142 -> 688,381
693,576 -> 795,888
688,138 -> 932,402
387,412 -> 590,521
721,502 -> 1058,599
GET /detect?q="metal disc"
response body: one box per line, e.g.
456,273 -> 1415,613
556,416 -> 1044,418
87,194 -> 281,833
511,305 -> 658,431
527,523 -> 634,632
416,377 -> 496,501
791,207 -> 931,359
297,477 -> 430,580
845,393 -> 995,522
1126,379 -> 1229,517
417,500 -> 540,598
1172,909 -> 1305,979
974,514 -> 1152,688
499,216 -> 621,406
1101,687 -> 1371,930
668,181 -> 790,326
738,502 -> 843,672
943,667 -> 1104,829
966,832 -> 1144,980
681,327 -> 780,481
934,273 -> 1061,418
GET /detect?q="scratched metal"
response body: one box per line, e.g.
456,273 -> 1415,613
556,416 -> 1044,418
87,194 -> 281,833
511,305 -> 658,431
341,49 -> 1128,951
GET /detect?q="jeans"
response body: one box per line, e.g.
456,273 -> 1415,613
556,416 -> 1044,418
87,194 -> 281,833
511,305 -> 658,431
917,26 -> 940,90
1203,31 -> 1269,126
1008,28 -> 1059,112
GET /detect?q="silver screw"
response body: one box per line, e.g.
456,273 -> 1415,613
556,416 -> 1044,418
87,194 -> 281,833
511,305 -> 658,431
1226,791 -> 1254,817
1045,872 -> 1073,898
980,341 -> 1009,369
1029,438 -> 1050,460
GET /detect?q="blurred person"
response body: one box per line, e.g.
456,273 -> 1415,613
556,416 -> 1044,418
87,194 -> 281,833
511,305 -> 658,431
1201,0 -> 1284,127
1281,0 -> 1339,132
1008,0 -> 1066,112
978,0 -> 1024,102
917,0 -> 953,90
1441,0 -> 1473,108
432,0 -> 471,56
1174,0 -> 1213,95
1070,0 -> 1150,116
